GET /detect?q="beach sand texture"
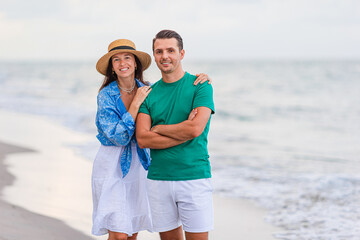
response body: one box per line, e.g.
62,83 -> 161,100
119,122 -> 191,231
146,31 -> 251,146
0,141 -> 91,240
0,110 -> 281,239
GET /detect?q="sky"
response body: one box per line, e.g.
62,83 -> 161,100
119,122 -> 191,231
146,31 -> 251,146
0,0 -> 359,61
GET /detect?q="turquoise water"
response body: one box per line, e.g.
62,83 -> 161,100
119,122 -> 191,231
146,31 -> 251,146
1,60 -> 359,239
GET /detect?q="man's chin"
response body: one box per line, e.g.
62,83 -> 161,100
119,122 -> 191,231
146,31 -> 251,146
161,68 -> 174,74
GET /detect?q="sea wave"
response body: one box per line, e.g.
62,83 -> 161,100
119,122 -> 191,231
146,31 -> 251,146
213,166 -> 360,240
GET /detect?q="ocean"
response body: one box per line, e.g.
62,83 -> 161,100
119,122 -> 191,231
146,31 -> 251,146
1,60 -> 359,239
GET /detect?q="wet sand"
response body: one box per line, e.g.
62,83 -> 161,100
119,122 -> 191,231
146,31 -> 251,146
0,141 -> 91,240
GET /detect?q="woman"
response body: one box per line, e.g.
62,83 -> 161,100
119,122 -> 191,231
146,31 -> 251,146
92,39 -> 210,240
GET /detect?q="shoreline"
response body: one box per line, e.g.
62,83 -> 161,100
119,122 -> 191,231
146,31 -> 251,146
0,109 -> 281,240
0,141 -> 91,240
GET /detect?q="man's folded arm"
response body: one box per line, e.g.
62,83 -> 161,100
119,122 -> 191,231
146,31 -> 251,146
136,113 -> 186,149
151,107 -> 212,141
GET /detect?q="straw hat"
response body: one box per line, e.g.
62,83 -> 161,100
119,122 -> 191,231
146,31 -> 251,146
96,39 -> 151,75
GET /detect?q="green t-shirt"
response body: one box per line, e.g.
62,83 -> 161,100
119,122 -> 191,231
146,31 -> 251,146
139,72 -> 215,181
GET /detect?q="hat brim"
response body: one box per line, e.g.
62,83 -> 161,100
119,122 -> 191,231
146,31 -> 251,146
96,49 -> 151,75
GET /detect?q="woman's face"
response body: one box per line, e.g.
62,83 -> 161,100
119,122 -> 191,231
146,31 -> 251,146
111,52 -> 137,80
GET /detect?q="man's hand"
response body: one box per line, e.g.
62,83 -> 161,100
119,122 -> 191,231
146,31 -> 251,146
194,73 -> 212,85
188,108 -> 198,120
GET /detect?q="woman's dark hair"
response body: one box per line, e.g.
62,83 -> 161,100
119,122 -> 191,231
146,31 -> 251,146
99,55 -> 147,92
152,29 -> 183,52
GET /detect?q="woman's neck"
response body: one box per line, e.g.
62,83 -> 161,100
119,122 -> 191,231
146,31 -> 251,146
117,76 -> 135,89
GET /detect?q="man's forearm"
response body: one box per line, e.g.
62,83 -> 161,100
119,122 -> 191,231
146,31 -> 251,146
151,107 -> 212,141
137,129 -> 185,149
136,112 -> 185,149
151,120 -> 200,141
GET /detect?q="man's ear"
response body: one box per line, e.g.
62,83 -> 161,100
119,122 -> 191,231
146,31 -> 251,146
180,49 -> 185,60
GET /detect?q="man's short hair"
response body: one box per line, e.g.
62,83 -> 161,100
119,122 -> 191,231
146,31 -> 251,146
152,30 -> 183,52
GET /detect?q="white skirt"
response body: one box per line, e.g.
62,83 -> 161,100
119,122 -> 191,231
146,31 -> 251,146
91,143 -> 152,236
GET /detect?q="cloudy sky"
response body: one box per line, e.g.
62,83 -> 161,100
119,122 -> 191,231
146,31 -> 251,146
0,0 -> 359,61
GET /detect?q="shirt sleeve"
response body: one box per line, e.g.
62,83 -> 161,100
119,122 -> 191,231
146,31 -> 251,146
139,98 -> 150,115
96,91 -> 135,146
193,83 -> 215,114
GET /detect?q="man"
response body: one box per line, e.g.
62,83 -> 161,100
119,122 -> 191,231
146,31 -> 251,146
136,29 -> 215,240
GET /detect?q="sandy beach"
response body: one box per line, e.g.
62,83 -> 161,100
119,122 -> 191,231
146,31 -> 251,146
0,142 -> 91,239
0,109 -> 281,240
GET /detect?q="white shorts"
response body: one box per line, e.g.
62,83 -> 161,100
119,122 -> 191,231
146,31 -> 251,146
146,178 -> 214,233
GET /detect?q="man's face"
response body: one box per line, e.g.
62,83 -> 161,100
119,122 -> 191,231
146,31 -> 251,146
153,38 -> 184,74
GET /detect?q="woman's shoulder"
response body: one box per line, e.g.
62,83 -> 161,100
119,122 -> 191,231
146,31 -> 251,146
98,81 -> 118,97
136,78 -> 152,87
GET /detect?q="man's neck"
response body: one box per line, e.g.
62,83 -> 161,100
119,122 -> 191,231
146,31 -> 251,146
162,68 -> 186,83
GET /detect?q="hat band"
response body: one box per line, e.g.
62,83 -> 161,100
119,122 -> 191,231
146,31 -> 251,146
109,46 -> 136,52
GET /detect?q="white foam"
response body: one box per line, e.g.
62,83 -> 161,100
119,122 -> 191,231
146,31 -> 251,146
212,166 -> 360,239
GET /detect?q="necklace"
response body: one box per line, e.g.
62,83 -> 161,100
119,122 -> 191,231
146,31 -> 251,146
118,80 -> 136,94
